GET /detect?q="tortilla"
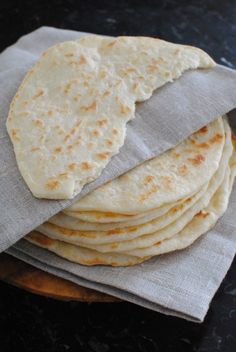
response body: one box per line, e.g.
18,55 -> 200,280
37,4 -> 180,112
126,155 -> 236,257
6,36 -> 214,199
26,231 -> 148,267
67,117 -> 225,214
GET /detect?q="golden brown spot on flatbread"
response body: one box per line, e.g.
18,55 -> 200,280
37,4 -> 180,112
79,55 -> 87,64
128,227 -> 138,232
64,134 -> 70,142
140,184 -> 159,201
108,228 -> 123,235
96,119 -> 108,127
81,161 -> 91,170
67,144 -> 73,151
115,96 -> 132,115
19,111 -> 30,118
174,48 -> 181,55
105,139 -> 113,146
32,119 -> 44,128
103,90 -> 110,97
196,142 -> 210,149
160,176 -> 173,190
21,100 -> 29,107
88,141 -> 95,148
69,55 -> 87,65
110,243 -> 119,249
31,147 -> 40,152
64,121 -> 82,142
96,152 -> 111,160
164,71 -> 171,77
45,180 -> 60,190
81,100 -> 97,111
32,89 -> 44,99
27,232 -> 54,247
143,175 -> 155,185
187,154 -> 205,166
119,103 -> 132,115
112,128 -> 118,135
107,40 -> 116,47
58,172 -> 69,178
198,126 -> 208,134
68,163 -> 77,171
171,204 -> 184,213
64,53 -> 74,57
74,139 -> 81,146
11,129 -> 20,141
73,95 -> 81,102
100,70 -> 108,79
47,110 -> 54,116
126,67 -> 137,73
173,152 -> 180,158
195,210 -> 209,218
132,83 -> 139,91
54,146 -> 63,153
185,148 -> 195,154
178,164 -> 188,175
210,133 -> 223,144
83,80 -> 89,87
92,129 -> 100,137
83,258 -> 110,266
138,75 -> 145,80
152,57 -> 166,65
148,64 -> 158,72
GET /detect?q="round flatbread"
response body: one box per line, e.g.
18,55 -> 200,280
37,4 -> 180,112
7,35 -> 214,199
67,117 -> 225,214
25,231 -> 148,267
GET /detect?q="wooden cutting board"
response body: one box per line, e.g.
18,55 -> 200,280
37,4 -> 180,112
0,253 -> 119,302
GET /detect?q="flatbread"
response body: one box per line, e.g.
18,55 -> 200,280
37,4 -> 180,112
49,189 -> 204,231
126,153 -> 236,257
41,185 -> 208,245
67,117 -> 225,214
6,36 -> 214,199
25,231 -> 148,266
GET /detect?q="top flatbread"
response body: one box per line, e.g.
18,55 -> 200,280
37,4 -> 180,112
6,35 -> 214,199
67,117 -> 225,214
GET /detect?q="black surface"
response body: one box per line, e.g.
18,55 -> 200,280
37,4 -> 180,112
0,0 -> 236,351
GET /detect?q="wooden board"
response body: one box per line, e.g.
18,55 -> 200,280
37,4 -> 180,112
0,253 -> 119,302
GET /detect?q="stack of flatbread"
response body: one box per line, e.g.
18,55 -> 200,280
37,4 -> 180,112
26,117 -> 236,266
6,35 -> 236,266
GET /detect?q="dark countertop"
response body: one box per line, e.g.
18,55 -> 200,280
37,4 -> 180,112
0,0 -> 236,351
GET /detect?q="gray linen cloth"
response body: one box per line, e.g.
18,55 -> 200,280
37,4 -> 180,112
1,27 -> 236,322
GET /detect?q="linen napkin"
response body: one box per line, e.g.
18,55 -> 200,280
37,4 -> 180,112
1,27 -> 236,322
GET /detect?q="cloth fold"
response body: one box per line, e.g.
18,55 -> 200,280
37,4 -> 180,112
1,27 -> 236,321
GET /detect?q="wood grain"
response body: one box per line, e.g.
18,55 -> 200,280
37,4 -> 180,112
0,253 -> 119,302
